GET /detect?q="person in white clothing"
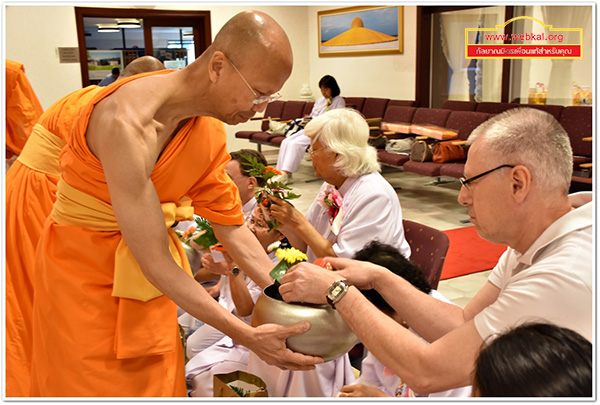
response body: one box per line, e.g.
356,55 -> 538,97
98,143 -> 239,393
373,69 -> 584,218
245,108 -> 409,397
338,241 -> 471,398
278,107 -> 592,394
185,206 -> 286,396
273,75 -> 345,185
270,108 -> 410,263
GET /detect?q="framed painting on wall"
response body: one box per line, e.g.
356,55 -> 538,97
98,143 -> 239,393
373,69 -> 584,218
318,6 -> 403,57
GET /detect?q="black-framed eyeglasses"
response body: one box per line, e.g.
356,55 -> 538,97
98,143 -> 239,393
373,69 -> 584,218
224,54 -> 281,105
459,164 -> 515,189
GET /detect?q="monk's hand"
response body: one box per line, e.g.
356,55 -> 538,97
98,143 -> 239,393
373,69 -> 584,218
248,322 -> 323,370
339,384 -> 390,397
278,262 -> 342,304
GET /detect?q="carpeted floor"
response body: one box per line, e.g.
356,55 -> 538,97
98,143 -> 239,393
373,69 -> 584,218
440,226 -> 507,280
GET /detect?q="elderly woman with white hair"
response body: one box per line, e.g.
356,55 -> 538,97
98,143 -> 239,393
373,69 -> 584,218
270,107 -> 410,263
245,108 -> 410,397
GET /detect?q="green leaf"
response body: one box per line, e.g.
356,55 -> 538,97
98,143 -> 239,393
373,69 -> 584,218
269,258 -> 292,283
191,217 -> 219,249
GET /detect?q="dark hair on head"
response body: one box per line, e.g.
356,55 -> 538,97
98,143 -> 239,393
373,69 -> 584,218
229,149 -> 268,187
111,67 -> 120,75
318,75 -> 341,98
473,322 -> 592,397
353,241 -> 431,313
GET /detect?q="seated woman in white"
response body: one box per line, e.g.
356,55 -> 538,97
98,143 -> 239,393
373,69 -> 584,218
245,108 -> 411,397
185,206 -> 285,397
338,241 -> 472,398
274,75 -> 345,185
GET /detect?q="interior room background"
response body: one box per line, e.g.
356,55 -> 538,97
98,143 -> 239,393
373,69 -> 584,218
5,4 -> 593,152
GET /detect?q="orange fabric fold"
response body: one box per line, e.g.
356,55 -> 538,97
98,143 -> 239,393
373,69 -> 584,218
51,178 -> 194,302
5,60 -> 43,156
30,72 -> 244,397
5,85 -> 101,397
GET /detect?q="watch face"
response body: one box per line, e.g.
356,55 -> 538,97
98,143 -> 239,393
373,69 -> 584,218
331,285 -> 343,295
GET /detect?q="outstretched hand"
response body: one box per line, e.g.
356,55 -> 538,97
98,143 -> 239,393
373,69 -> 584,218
325,256 -> 386,290
201,252 -> 231,276
248,321 -> 324,370
278,261 -> 342,304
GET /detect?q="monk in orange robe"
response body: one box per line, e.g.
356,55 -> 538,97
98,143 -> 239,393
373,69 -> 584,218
5,57 -> 165,397
30,12 -> 321,397
5,60 -> 43,164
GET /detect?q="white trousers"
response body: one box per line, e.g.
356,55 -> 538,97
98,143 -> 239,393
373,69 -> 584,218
246,352 -> 356,397
276,130 -> 311,173
186,324 -> 225,360
187,340 -> 250,397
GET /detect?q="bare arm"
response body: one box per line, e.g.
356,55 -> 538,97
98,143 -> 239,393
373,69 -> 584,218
86,102 -> 321,370
269,196 -> 336,258
201,253 -> 255,317
279,260 -> 497,391
333,287 -> 483,393
212,223 -> 273,289
314,258 -> 465,341
228,271 -> 255,317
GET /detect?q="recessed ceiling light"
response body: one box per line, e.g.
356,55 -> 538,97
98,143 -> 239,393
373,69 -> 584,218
97,24 -> 119,33
117,19 -> 141,29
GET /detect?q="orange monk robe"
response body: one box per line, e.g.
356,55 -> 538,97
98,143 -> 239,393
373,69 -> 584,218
31,73 -> 245,397
5,85 -> 101,397
5,60 -> 43,157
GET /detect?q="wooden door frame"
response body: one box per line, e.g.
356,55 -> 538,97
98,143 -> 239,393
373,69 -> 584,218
74,7 -> 211,87
415,6 -> 514,107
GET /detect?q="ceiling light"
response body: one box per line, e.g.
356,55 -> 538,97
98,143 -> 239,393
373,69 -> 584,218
117,19 -> 141,29
97,24 -> 119,33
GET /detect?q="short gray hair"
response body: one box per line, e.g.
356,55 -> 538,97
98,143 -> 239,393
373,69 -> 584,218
305,108 -> 380,177
468,108 -> 573,194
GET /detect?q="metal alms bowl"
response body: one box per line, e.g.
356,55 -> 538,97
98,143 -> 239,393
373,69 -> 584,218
182,242 -> 202,277
251,284 -> 358,362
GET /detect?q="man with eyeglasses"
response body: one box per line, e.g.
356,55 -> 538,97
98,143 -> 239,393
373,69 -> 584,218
278,107 -> 592,395
30,11 -> 321,397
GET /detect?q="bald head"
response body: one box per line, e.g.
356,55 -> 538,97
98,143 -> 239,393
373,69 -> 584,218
120,56 -> 165,79
211,10 -> 293,72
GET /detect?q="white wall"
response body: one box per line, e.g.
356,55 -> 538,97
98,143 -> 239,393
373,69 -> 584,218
5,6 -> 82,110
306,6 -> 417,100
4,5 -> 314,151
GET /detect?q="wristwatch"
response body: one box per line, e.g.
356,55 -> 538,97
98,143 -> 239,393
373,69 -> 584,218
326,279 -> 350,309
230,266 -> 240,276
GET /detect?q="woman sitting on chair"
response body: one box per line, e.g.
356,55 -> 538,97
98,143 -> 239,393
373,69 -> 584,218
270,107 -> 410,263
244,108 -> 410,397
273,75 -> 345,185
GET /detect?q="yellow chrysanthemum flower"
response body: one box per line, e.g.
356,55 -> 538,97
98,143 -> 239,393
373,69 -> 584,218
275,247 -> 307,265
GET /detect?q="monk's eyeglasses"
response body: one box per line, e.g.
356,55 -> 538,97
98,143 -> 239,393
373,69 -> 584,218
225,54 -> 281,105
459,165 -> 515,190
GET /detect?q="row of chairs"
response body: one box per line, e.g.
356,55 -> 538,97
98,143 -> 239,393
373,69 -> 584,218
375,104 -> 593,189
235,97 -> 416,151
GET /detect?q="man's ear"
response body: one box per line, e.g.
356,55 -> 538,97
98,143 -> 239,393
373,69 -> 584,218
248,176 -> 258,191
208,51 -> 226,83
511,165 -> 531,203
